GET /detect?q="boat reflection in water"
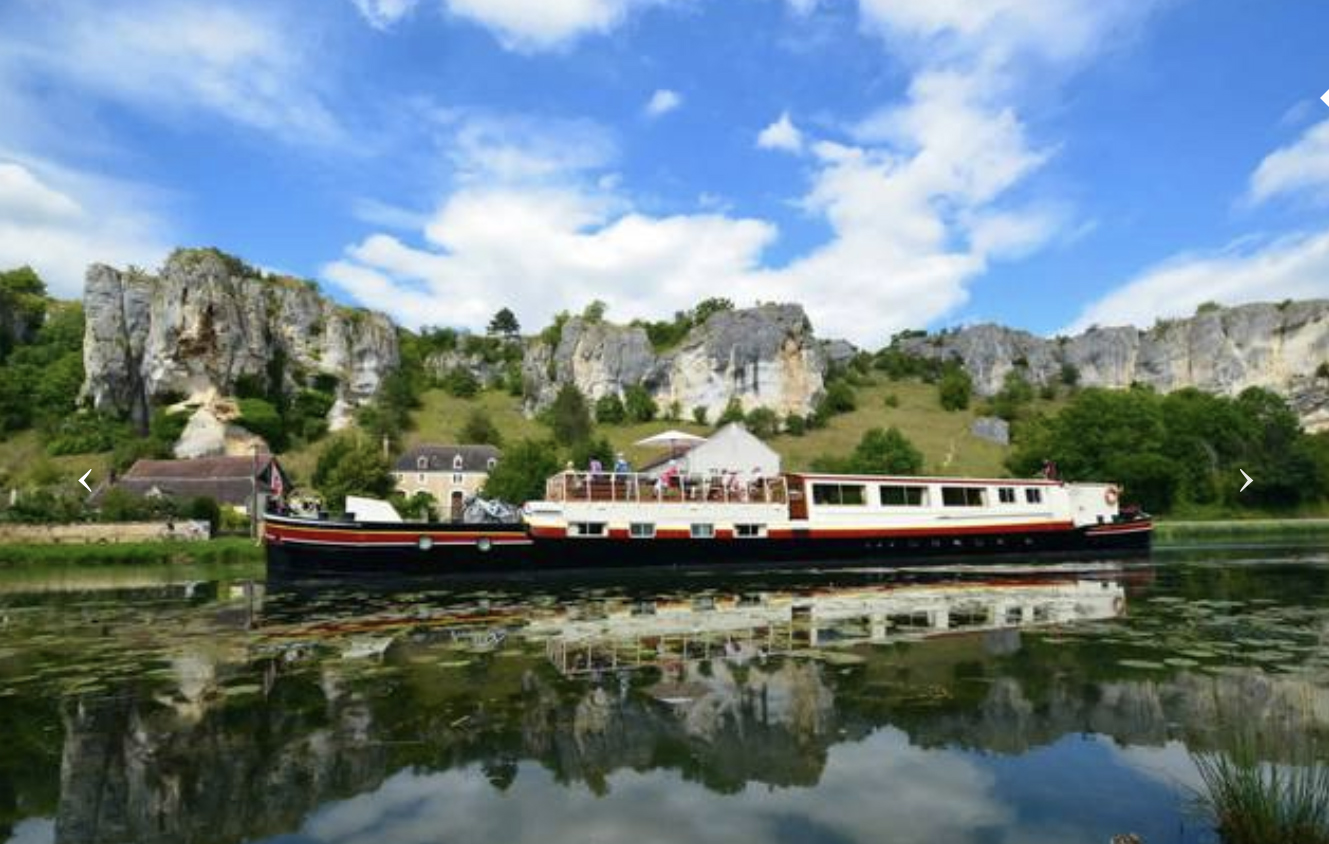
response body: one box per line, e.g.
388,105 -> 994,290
11,556 -> 1329,844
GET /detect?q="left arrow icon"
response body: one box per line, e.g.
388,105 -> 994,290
79,470 -> 92,493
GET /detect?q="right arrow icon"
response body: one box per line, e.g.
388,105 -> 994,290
1240,469 -> 1253,492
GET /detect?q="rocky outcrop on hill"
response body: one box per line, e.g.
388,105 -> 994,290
521,304 -> 826,420
81,250 -> 399,441
897,300 -> 1329,430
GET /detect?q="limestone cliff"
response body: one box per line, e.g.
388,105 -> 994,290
521,303 -> 826,420
81,249 -> 399,445
897,300 -> 1329,430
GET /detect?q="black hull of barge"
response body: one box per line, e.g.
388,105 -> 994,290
265,522 -> 1152,580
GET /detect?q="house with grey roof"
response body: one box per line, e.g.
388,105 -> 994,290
393,444 -> 501,520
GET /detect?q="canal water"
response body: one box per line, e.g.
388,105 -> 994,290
2,543 -> 1328,844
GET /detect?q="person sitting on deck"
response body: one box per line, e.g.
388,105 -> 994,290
655,459 -> 681,498
613,453 -> 630,474
589,456 -> 603,478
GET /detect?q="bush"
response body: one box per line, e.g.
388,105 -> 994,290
692,405 -> 709,426
595,393 -> 626,424
547,384 -> 592,446
665,400 -> 682,422
850,427 -> 924,474
235,398 -> 286,449
460,408 -> 503,446
784,413 -> 807,436
744,407 -> 780,439
819,380 -> 857,415
624,385 -> 657,423
1059,361 -> 1081,388
882,393 -> 900,409
482,438 -> 562,504
313,434 -> 395,510
938,367 -> 972,411
46,413 -> 128,456
717,397 -> 746,426
988,370 -> 1036,421
186,496 -> 221,535
441,366 -> 480,398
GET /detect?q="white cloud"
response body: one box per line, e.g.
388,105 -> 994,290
1065,229 -> 1329,332
0,158 -> 170,298
644,89 -> 683,118
442,0 -> 663,51
351,0 -> 422,29
0,1 -> 340,144
1248,119 -> 1329,206
757,112 -> 804,154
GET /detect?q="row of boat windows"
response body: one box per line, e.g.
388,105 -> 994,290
811,483 -> 1043,508
570,522 -> 766,538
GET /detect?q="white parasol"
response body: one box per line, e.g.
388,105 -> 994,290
634,429 -> 706,456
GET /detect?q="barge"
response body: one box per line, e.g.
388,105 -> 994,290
264,469 -> 1152,577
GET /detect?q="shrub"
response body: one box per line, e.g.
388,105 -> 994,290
692,406 -> 709,426
624,385 -> 658,423
548,384 -> 592,446
460,408 -> 503,446
186,496 -> 221,535
235,398 -> 286,449
717,397 -> 746,426
744,407 -> 780,439
313,434 -> 395,510
595,393 -> 626,424
848,427 -> 924,474
441,366 -> 480,398
819,380 -> 857,415
1059,361 -> 1081,388
882,393 -> 900,409
784,413 -> 807,436
938,367 -> 972,411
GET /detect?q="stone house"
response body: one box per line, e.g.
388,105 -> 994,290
105,455 -> 289,513
394,445 -> 501,520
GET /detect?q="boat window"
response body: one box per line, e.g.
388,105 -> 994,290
734,523 -> 765,538
942,487 -> 985,507
570,522 -> 607,537
880,485 -> 927,506
1025,488 -> 1043,504
691,523 -> 715,539
998,487 -> 1016,504
629,522 -> 655,538
811,483 -> 867,505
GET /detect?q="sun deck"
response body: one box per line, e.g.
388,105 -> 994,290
544,470 -> 789,505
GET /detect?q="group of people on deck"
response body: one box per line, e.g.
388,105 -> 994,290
567,453 -> 765,501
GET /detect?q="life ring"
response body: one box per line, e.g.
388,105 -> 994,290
1104,487 -> 1119,506
476,537 -> 493,553
418,535 -> 433,551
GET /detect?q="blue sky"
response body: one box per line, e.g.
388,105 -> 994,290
0,0 -> 1327,346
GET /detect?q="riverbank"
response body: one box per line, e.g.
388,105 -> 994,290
0,536 -> 263,566
1154,518 -> 1329,541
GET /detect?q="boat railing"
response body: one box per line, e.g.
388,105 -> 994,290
544,471 -> 788,505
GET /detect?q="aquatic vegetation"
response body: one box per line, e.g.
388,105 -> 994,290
1193,732 -> 1329,844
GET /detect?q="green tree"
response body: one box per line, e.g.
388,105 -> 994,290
482,438 -> 561,504
744,407 -> 780,439
441,366 -> 480,398
548,384 -> 592,446
460,408 -> 503,446
624,385 -> 657,423
938,367 -> 973,411
235,398 -> 286,450
988,370 -> 1036,421
692,405 -> 709,426
784,413 -> 807,436
0,266 -> 48,357
487,307 -> 521,337
594,393 -> 626,424
399,490 -> 439,521
693,297 -> 734,325
1059,362 -> 1081,388
848,427 -> 924,474
717,397 -> 746,426
313,434 -> 395,510
186,496 -> 222,534
582,300 -> 608,323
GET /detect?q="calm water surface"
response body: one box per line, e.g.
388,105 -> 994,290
3,544 -> 1329,844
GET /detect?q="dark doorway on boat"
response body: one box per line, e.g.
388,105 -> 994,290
450,491 -> 464,522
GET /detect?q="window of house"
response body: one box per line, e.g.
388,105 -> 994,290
941,486 -> 985,507
998,487 -> 1016,504
453,455 -> 464,470
417,456 -> 429,470
629,522 -> 655,538
1025,488 -> 1043,504
880,485 -> 927,506
570,522 -> 607,537
691,523 -> 715,539
452,473 -> 464,484
487,457 -> 497,471
812,484 -> 867,505
734,523 -> 766,538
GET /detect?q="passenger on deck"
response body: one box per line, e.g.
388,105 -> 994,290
655,459 -> 680,498
589,456 -> 603,478
614,453 -> 630,474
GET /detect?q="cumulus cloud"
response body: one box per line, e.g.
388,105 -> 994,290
0,0 -> 340,144
757,112 -> 804,154
1065,229 -> 1329,332
644,89 -> 683,118
1248,119 -> 1329,206
442,0 -> 665,51
0,158 -> 170,298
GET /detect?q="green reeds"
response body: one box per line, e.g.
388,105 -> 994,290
1192,732 -> 1329,844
